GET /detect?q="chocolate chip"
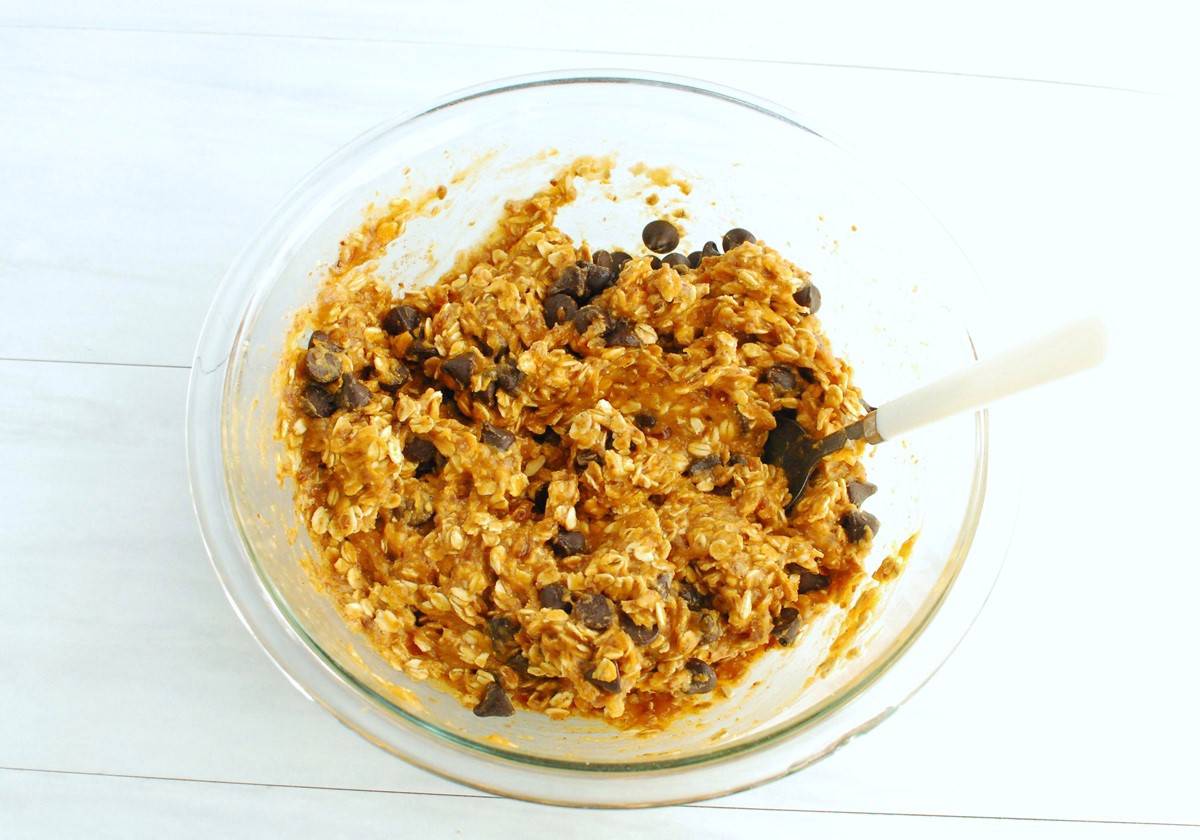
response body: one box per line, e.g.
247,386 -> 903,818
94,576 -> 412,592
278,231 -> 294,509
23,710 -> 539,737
840,510 -> 880,542
702,241 -> 721,258
576,593 -> 613,631
649,256 -> 662,270
544,293 -> 578,327
678,582 -> 711,611
663,252 -> 688,269
766,364 -> 801,394
592,250 -> 614,269
548,262 -> 588,299
300,383 -> 337,418
642,220 -> 680,254
506,651 -> 530,674
480,422 -> 515,451
654,572 -> 673,598
698,611 -> 723,644
487,616 -> 519,644
794,283 -> 822,314
727,453 -> 748,466
687,251 -> 703,269
403,437 -> 437,466
619,612 -> 659,646
611,252 -> 632,273
602,318 -> 642,348
304,343 -> 342,383
684,454 -> 721,476
382,304 -> 423,335
538,582 -> 570,611
633,411 -> 657,430
584,263 -> 617,296
794,567 -> 831,594
307,330 -> 341,351
494,362 -> 524,393
847,480 -> 878,507
721,228 -> 756,252
473,681 -> 514,717
532,483 -> 549,515
573,304 -> 608,334
585,663 -> 621,694
337,374 -> 371,409
772,607 -> 801,646
442,353 -> 475,389
683,658 -> 717,694
407,341 -> 440,363
550,529 -> 588,557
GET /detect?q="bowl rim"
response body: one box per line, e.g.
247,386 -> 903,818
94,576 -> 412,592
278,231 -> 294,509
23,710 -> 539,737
186,67 -> 1010,805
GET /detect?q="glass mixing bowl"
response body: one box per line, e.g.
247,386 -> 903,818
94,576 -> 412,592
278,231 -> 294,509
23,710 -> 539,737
186,70 -> 1012,807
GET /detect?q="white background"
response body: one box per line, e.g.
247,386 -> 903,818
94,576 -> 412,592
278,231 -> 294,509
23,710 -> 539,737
1,2 -> 1198,837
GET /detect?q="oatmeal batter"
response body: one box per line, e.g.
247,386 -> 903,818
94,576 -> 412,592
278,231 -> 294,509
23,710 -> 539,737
276,157 -> 880,725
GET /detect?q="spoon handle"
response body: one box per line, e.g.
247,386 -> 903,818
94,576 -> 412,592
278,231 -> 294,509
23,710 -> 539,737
871,317 -> 1108,442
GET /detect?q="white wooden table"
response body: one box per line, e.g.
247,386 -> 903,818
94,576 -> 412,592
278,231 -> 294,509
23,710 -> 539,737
2,4 -> 1197,837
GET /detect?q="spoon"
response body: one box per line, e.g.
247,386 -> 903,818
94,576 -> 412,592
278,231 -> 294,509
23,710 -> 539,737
764,317 -> 1109,510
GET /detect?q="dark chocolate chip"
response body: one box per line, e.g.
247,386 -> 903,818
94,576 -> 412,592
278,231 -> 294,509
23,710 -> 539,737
337,374 -> 371,409
787,565 -> 831,594
619,612 -> 659,646
487,616 -> 519,644
573,304 -> 608,334
382,304 -> 423,335
698,611 -> 723,644
575,593 -> 614,631
663,252 -> 688,268
684,454 -> 721,476
538,582 -> 570,611
550,529 -> 588,557
649,256 -> 663,270
532,483 -> 549,515
585,663 -> 621,694
702,241 -> 721,258
633,411 -> 657,430
592,250 -> 614,269
584,263 -> 617,296
793,283 -> 822,314
548,262 -> 588,299
642,219 -> 680,254
304,343 -> 342,384
602,318 -> 642,348
711,483 -> 734,497
506,651 -> 530,674
772,607 -> 801,646
727,453 -> 748,466
307,330 -> 342,351
407,341 -> 440,362
300,383 -> 337,418
721,228 -> 756,252
473,681 -> 514,717
654,572 -> 673,598
840,510 -> 880,542
442,353 -> 475,389
687,251 -> 702,269
494,362 -> 524,393
402,437 -> 438,466
678,582 -> 711,611
611,251 -> 632,273
766,364 -> 801,394
846,480 -> 878,507
683,658 -> 717,694
480,422 -> 515,451
544,293 -> 578,328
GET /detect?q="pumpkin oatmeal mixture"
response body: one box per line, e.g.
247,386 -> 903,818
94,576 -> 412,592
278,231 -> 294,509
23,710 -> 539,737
276,157 -> 881,725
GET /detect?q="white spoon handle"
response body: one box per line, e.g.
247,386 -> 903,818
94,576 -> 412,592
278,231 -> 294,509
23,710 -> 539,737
872,317 -> 1108,441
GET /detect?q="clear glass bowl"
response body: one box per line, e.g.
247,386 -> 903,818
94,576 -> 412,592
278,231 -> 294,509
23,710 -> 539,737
186,70 -> 1012,807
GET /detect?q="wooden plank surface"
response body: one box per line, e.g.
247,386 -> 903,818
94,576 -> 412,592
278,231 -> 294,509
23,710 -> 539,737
1,6 -> 1197,837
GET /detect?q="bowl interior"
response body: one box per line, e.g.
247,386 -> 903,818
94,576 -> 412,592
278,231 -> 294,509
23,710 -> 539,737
221,77 -> 981,770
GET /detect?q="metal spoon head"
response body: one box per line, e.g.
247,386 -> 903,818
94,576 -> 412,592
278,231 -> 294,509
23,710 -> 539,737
762,411 -> 823,511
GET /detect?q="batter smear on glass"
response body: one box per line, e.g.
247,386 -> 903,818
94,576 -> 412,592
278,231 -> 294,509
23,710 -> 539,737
276,157 -> 881,726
